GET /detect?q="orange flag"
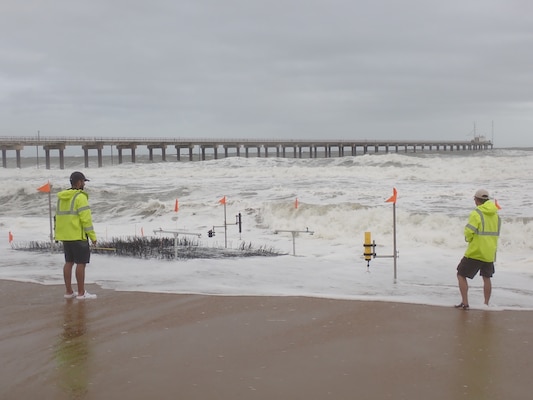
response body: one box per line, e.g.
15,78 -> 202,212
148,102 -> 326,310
8,231 -> 13,243
385,187 -> 398,204
294,198 -> 299,209
174,199 -> 179,212
37,181 -> 51,193
140,227 -> 144,237
495,199 -> 502,210
219,196 -> 226,205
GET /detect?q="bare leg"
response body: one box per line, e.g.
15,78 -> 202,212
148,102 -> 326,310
457,273 -> 469,306
482,276 -> 492,305
63,262 -> 75,295
75,263 -> 86,296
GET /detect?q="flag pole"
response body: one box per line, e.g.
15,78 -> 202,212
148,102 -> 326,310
384,187 -> 398,282
37,181 -> 54,251
48,184 -> 53,251
217,196 -> 228,248
174,198 -> 179,229
392,201 -> 397,282
223,200 -> 227,248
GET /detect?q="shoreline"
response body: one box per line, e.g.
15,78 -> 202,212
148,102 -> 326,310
2,279 -> 533,399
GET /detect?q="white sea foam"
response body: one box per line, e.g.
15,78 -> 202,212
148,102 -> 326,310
1,149 -> 532,309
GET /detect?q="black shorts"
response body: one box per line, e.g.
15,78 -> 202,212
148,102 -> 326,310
457,256 -> 494,279
63,240 -> 91,264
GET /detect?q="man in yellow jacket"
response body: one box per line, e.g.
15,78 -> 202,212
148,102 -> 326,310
456,189 -> 501,309
55,171 -> 97,300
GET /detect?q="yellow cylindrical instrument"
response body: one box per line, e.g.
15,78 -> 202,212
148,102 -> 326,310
364,231 -> 374,262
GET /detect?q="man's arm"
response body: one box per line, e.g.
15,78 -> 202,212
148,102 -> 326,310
464,211 -> 480,242
77,196 -> 97,243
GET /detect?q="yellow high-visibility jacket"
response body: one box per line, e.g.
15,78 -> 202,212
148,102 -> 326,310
54,189 -> 96,242
464,200 -> 501,262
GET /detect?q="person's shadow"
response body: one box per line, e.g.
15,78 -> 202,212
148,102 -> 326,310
55,300 -> 89,399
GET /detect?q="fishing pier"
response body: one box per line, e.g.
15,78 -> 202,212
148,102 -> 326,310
0,136 -> 493,169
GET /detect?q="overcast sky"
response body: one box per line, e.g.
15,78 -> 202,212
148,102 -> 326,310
1,0 -> 532,147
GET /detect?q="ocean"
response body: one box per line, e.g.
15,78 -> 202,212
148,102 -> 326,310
1,149 -> 532,309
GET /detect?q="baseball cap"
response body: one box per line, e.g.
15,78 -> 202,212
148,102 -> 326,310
70,171 -> 90,184
474,189 -> 489,200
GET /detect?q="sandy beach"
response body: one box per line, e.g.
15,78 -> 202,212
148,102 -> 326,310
1,279 -> 532,400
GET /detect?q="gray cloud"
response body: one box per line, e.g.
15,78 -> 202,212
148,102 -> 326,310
1,0 -> 532,146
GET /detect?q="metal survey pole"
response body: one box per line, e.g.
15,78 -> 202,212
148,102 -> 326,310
153,228 -> 202,259
36,130 -> 40,169
364,188 -> 399,281
392,201 -> 397,281
47,188 -> 53,251
223,201 -> 227,248
236,213 -> 242,240
274,228 -> 314,256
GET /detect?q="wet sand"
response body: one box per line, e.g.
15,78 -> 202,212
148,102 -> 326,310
1,279 -> 532,400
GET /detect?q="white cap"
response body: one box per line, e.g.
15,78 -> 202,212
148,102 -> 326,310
474,189 -> 490,200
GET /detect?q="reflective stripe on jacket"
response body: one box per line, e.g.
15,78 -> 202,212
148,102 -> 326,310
464,200 -> 501,262
54,189 -> 96,242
